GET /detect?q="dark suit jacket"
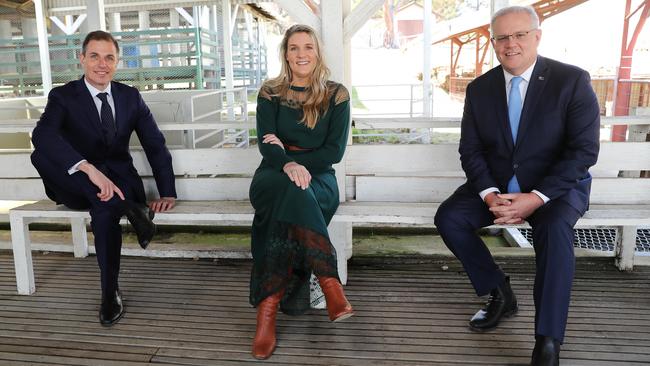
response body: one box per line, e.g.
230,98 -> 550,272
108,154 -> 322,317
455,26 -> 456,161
31,77 -> 176,203
459,56 -> 600,214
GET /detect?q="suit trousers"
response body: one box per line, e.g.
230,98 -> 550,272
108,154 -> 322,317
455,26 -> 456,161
31,150 -> 133,297
434,185 -> 581,343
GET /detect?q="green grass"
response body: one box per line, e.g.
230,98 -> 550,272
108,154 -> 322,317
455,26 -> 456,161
247,90 -> 257,103
351,86 -> 367,110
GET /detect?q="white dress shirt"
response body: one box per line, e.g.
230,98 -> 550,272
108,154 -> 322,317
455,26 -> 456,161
68,79 -> 115,174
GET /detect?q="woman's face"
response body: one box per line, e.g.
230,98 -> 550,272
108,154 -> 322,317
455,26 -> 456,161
285,32 -> 318,84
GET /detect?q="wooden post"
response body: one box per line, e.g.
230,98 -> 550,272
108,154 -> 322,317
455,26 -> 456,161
615,225 -> 637,271
10,212 -> 35,295
222,0 -> 235,118
328,221 -> 352,285
33,0 -> 52,94
85,0 -> 106,31
71,218 -> 89,258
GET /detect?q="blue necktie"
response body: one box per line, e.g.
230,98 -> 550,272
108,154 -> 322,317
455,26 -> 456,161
507,76 -> 523,193
97,92 -> 116,145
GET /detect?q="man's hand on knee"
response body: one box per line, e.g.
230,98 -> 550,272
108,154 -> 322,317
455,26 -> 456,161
78,162 -> 125,202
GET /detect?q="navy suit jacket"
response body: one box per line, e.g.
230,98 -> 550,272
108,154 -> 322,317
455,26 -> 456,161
459,56 -> 600,214
32,77 -> 176,203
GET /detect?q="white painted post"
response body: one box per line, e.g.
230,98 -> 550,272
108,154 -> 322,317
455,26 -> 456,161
615,226 -> 637,271
230,4 -> 240,37
207,5 -> 219,90
71,218 -> 89,258
489,0 -> 510,68
10,213 -> 35,295
222,0 -> 235,119
109,13 -> 121,33
342,0 -> 352,89
320,1 -> 354,289
423,0 -> 432,118
320,0 -> 347,202
244,10 -> 254,86
0,20 -> 14,75
108,13 -> 123,68
169,10 -> 182,67
86,0 -> 106,31
31,1 -> 53,94
328,221 -> 352,285
320,1 -> 344,83
138,11 -> 151,68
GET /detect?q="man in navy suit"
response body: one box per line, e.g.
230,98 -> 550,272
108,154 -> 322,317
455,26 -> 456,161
31,31 -> 177,326
434,6 -> 599,365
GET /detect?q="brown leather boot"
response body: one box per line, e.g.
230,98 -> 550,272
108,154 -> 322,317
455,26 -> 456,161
252,291 -> 282,359
318,276 -> 354,322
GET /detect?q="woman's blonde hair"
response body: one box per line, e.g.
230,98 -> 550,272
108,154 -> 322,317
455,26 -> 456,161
265,24 -> 331,129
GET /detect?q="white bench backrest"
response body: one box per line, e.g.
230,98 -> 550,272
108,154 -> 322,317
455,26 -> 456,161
1,142 -> 649,204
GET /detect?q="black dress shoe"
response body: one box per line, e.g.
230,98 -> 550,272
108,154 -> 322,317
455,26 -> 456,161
122,200 -> 156,249
531,336 -> 560,366
469,276 -> 518,331
99,290 -> 124,326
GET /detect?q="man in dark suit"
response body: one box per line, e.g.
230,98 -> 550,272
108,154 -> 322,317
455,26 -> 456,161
31,31 -> 177,326
434,6 -> 599,366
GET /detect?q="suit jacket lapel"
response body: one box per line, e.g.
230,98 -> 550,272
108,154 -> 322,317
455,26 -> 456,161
111,81 -> 126,138
515,56 -> 549,148
491,68 -> 514,151
75,77 -> 105,139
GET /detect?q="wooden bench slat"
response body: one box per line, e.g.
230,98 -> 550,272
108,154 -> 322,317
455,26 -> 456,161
355,176 -> 650,205
1,177 -> 254,201
10,200 -> 650,227
2,142 -> 649,179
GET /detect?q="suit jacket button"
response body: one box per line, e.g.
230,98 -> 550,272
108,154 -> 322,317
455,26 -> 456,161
513,164 -> 519,169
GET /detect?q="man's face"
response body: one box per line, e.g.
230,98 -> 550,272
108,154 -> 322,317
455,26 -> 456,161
80,39 -> 118,90
491,12 -> 541,76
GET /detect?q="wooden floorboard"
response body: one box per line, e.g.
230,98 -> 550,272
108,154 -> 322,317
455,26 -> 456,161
0,254 -> 649,365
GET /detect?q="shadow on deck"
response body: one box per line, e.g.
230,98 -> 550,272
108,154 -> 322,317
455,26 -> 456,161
0,254 -> 649,365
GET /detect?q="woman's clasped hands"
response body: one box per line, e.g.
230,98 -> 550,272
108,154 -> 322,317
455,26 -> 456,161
263,133 -> 311,190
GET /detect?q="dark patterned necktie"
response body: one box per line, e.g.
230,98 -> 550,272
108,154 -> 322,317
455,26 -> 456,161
96,92 -> 116,145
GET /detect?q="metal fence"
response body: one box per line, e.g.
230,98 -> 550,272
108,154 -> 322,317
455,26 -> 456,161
351,83 -> 433,118
0,8 -> 267,98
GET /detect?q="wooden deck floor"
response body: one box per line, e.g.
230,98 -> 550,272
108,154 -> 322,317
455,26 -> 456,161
0,253 -> 649,365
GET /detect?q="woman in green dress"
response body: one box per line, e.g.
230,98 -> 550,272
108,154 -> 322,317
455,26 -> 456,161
249,24 -> 354,359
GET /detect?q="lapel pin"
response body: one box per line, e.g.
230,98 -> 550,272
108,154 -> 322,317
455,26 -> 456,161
538,76 -> 545,80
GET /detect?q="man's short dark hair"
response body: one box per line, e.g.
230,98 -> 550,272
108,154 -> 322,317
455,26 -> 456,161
82,30 -> 120,55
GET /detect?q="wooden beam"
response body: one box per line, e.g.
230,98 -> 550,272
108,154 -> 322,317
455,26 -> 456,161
342,0 -> 384,41
274,0 -> 320,33
85,0 -> 106,31
33,0 -> 52,94
320,0 -> 344,82
222,0 -> 235,116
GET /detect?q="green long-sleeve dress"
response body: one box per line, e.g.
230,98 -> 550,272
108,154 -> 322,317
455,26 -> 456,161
249,81 -> 350,315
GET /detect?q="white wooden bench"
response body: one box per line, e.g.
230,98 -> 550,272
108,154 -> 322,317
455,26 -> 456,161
4,136 -> 650,294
